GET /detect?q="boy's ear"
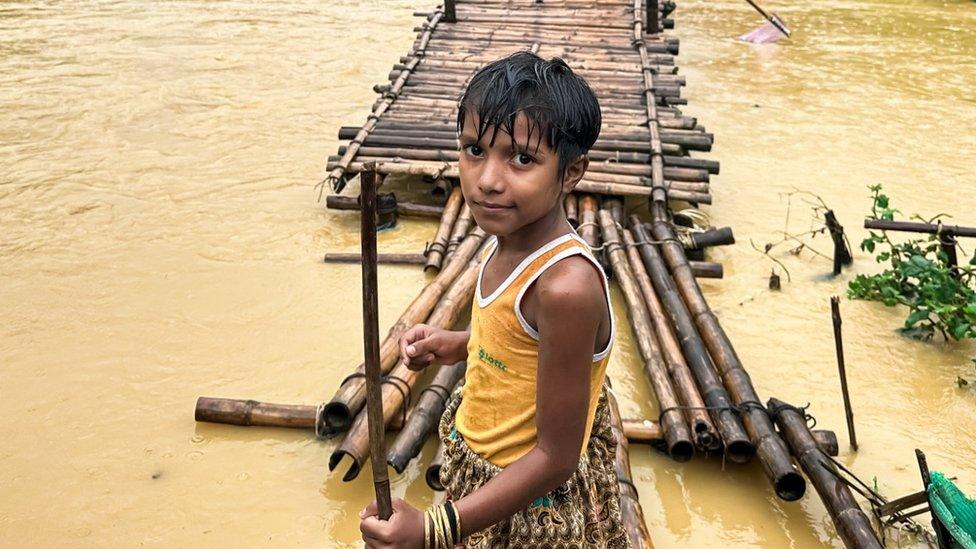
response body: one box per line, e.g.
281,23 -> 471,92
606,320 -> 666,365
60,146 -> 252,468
560,155 -> 589,195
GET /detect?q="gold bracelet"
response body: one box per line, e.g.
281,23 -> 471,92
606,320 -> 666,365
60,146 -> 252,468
433,505 -> 446,549
424,508 -> 431,549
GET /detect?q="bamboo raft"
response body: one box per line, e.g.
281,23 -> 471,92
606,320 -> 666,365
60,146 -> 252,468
193,0 -> 880,545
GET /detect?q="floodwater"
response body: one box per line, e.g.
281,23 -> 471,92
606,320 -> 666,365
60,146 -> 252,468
1,0 -> 974,546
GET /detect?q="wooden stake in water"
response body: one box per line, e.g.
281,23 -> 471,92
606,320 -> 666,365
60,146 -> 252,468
830,296 -> 858,451
360,163 -> 393,520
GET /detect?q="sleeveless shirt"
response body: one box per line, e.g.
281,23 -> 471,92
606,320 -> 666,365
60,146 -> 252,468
454,232 -> 615,468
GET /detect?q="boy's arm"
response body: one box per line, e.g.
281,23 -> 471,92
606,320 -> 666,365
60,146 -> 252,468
454,257 -> 604,537
399,325 -> 470,370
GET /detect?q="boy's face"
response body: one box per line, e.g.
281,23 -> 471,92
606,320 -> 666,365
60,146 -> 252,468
458,111 -> 580,237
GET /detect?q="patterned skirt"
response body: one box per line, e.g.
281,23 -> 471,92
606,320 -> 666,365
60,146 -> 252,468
437,384 -> 631,548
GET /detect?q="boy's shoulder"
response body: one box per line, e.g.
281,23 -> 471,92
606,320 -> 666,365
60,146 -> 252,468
533,253 -> 606,314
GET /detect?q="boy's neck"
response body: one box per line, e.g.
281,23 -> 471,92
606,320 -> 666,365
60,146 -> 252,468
494,202 -> 573,257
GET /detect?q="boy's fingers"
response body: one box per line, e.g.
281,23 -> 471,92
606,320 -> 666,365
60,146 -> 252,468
359,517 -> 392,542
359,501 -> 378,519
399,325 -> 429,366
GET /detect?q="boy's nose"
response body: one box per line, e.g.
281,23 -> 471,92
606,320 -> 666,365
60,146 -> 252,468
477,159 -> 505,195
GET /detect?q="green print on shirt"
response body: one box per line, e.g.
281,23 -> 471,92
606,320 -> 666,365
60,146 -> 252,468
477,346 -> 507,372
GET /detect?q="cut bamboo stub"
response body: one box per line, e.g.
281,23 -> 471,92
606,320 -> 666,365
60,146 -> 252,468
426,441 -> 446,491
598,209 -> 693,462
319,227 -> 487,436
769,398 -> 883,548
425,186 -> 464,272
329,241 -> 487,481
387,362 -> 466,473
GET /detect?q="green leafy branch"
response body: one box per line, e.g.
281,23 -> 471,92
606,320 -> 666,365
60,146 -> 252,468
848,185 -> 976,342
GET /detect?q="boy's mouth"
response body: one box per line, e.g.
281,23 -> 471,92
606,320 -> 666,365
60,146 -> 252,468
474,200 -> 514,211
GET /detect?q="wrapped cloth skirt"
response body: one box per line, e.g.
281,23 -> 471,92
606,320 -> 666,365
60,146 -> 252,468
438,384 -> 631,548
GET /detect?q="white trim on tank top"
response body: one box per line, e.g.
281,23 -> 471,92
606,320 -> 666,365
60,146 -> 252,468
476,232 -> 577,308
513,237 -> 615,362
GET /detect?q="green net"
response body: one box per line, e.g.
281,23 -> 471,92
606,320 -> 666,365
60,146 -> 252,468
929,472 -> 976,549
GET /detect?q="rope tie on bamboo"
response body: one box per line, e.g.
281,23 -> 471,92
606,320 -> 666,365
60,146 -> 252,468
335,372 -> 414,427
424,240 -> 447,258
382,90 -> 399,101
418,383 -> 452,407
657,401 -> 818,429
314,402 -> 329,439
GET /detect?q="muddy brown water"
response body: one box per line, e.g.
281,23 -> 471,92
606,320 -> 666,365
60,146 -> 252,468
2,0 -> 974,546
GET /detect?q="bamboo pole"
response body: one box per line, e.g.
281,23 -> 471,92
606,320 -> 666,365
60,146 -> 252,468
577,194 -> 610,274
359,167 -> 393,519
324,252 -> 426,266
387,362 -> 466,473
326,194 -> 444,219
319,227 -> 487,436
329,242 -> 487,481
830,296 -> 858,451
565,194 -> 579,228
326,162 -> 711,203
325,9 -> 446,193
444,203 -> 474,259
194,397 -> 406,431
768,398 -> 883,548
622,228 -> 720,452
629,220 -> 753,462
598,209 -> 693,461
689,261 -> 723,279
425,186 -> 464,272
195,398 -> 318,429
607,388 -> 654,549
622,418 -> 663,443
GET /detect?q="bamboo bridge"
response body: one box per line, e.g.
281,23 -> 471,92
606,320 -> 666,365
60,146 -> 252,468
196,1 -> 884,547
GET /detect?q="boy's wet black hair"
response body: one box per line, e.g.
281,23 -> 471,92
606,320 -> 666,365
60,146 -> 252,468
456,51 -> 602,182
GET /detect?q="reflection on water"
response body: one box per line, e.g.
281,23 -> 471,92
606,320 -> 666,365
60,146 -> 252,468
1,0 -> 974,546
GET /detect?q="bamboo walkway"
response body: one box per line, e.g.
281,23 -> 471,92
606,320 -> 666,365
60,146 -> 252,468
197,2 -> 887,547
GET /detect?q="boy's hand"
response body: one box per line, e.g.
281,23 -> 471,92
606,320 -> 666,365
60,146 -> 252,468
399,324 -> 468,371
359,497 -> 424,548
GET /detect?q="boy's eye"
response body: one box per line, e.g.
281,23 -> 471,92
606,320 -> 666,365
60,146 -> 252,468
513,153 -> 534,166
463,144 -> 484,157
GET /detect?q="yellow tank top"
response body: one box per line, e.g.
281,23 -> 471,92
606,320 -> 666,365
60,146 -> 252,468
454,232 -> 615,467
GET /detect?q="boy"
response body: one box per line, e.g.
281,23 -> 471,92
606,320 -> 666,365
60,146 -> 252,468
360,52 -> 627,548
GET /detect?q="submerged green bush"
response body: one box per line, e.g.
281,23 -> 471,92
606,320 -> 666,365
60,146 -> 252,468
847,185 -> 976,342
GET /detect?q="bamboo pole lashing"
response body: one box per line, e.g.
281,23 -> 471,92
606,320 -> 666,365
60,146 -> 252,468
445,203 -> 474,259
622,228 -> 720,452
643,212 -> 805,500
387,362 -> 466,474
424,186 -> 463,272
628,220 -> 753,462
598,209 -> 693,461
